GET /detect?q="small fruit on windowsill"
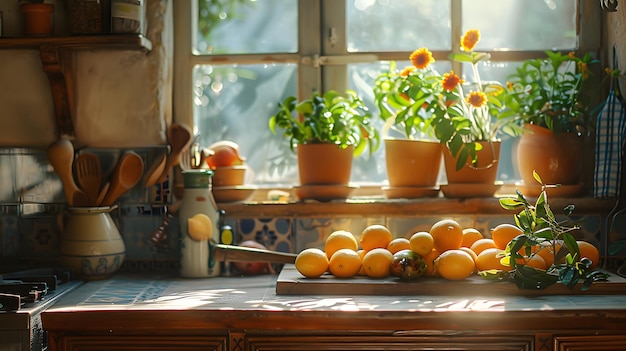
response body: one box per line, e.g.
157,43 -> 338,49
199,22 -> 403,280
205,140 -> 246,169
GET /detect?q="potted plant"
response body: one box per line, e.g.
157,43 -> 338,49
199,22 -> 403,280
373,59 -> 444,196
269,90 -> 380,200
502,51 -> 600,195
379,30 -> 519,197
19,0 -> 55,37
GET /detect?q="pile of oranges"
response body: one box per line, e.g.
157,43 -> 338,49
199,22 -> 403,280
294,219 -> 601,281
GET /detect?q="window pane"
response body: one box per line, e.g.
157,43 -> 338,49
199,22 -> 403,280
464,0 -> 577,50
347,0 -> 451,52
193,64 -> 298,185
195,0 -> 298,54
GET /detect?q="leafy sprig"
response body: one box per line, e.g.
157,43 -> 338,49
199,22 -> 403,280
480,171 -> 609,291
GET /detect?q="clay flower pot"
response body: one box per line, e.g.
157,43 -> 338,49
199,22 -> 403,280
517,124 -> 583,186
20,3 -> 55,37
443,141 -> 501,185
385,139 -> 442,188
297,144 -> 354,186
212,165 -> 248,187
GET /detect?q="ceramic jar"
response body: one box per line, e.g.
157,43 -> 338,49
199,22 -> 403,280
60,206 -> 125,280
179,169 -> 221,278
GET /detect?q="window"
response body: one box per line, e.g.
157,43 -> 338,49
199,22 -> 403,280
174,0 -> 599,189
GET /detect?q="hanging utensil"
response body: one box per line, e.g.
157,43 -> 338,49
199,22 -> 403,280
144,152 -> 167,187
47,139 -> 88,207
157,123 -> 192,183
101,151 -> 145,206
74,152 -> 102,206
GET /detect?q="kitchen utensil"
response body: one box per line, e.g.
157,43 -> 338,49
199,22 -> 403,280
101,151 -> 144,206
74,152 -> 102,206
179,148 -> 193,171
143,152 -> 167,187
157,124 -> 192,183
47,139 -> 88,207
212,244 -> 297,264
96,182 -> 110,206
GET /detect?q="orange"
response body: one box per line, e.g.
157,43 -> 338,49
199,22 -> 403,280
328,248 -> 362,278
294,248 -> 329,278
459,246 -> 478,264
490,223 -> 524,250
434,249 -> 475,280
470,238 -> 497,255
533,240 -> 564,267
361,248 -> 393,278
422,249 -> 441,276
324,230 -> 358,259
360,224 -> 393,252
409,231 -> 435,256
576,241 -> 600,269
462,228 -> 484,248
429,219 -> 463,253
475,248 -> 512,272
516,254 -> 547,270
387,237 -> 411,254
357,249 -> 368,276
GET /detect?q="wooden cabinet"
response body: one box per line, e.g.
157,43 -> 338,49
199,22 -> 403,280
553,335 -> 626,350
0,35 -> 151,138
52,335 -> 226,351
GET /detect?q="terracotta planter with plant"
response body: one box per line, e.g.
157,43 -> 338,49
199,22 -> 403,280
503,50 -> 600,195
20,1 -> 55,37
269,90 -> 380,200
373,61 -> 443,193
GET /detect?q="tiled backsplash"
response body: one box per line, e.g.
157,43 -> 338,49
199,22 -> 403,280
1,147 -> 625,275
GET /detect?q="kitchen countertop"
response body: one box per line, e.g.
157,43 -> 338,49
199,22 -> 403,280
42,273 -> 626,335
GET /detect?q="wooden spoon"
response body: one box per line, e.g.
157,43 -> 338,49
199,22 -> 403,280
47,139 -> 88,207
74,152 -> 102,206
157,124 -> 192,183
101,151 -> 145,206
144,152 -> 167,187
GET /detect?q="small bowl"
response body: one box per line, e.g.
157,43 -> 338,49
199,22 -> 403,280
212,165 -> 248,187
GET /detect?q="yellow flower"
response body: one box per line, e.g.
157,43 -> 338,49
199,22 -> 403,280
461,29 -> 480,52
400,66 -> 415,77
578,62 -> 589,80
410,48 -> 434,69
466,91 -> 487,108
442,71 -> 464,91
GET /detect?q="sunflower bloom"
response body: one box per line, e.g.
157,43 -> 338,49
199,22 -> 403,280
466,91 -> 487,108
442,71 -> 464,91
578,62 -> 589,80
410,48 -> 434,69
461,29 -> 480,52
400,66 -> 415,77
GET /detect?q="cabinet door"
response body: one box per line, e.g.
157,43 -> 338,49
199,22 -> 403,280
554,335 -> 626,351
54,335 -> 227,351
245,335 -> 533,351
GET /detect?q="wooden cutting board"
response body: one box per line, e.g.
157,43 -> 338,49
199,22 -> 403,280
276,264 -> 626,296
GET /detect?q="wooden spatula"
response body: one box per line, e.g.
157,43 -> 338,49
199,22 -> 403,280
47,139 -> 88,207
101,151 -> 145,206
74,152 -> 102,206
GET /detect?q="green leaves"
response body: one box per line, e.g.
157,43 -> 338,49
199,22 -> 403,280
269,90 -> 380,157
493,173 -> 609,291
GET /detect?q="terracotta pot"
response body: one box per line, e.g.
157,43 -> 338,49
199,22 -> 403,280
297,144 -> 354,185
443,141 -> 501,184
385,139 -> 442,187
212,165 -> 247,187
517,124 -> 583,185
20,3 -> 55,37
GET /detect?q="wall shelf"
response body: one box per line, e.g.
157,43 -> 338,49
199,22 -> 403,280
0,34 -> 152,138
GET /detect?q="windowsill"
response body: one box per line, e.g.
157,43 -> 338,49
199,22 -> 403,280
216,185 -> 616,218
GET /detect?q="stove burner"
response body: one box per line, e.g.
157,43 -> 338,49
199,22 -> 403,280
0,267 -> 74,312
0,293 -> 21,312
